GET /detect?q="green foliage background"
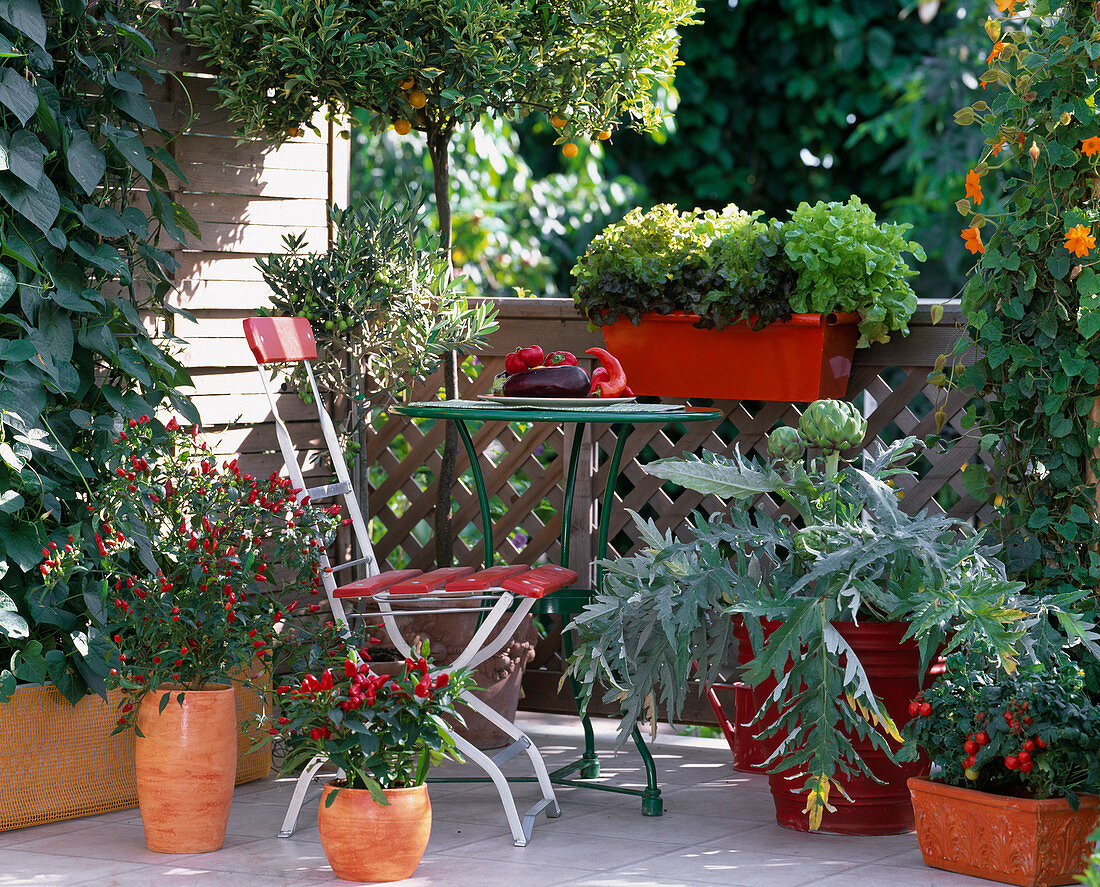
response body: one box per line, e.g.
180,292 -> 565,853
350,0 -> 991,301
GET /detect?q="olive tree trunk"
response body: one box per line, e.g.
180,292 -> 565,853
426,116 -> 458,568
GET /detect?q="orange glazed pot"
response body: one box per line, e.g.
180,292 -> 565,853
909,777 -> 1100,887
134,684 -> 236,853
601,311 -> 859,402
318,782 -> 432,883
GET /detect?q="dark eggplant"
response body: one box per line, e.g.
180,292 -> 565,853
502,364 -> 590,398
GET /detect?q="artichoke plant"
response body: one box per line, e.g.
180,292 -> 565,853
566,400 -> 1093,830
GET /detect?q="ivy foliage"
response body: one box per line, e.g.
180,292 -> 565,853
0,1 -> 196,704
952,0 -> 1100,596
182,0 -> 699,144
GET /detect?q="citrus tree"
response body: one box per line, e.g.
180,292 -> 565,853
185,0 -> 699,564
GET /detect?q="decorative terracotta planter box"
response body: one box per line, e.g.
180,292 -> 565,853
601,311 -> 859,402
0,682 -> 271,831
909,776 -> 1100,887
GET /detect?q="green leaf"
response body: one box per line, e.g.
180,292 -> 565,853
7,129 -> 44,186
66,130 -> 106,196
0,0 -> 47,48
0,489 -> 23,512
102,123 -> 153,180
0,169 -> 59,232
0,589 -> 28,639
0,670 -> 15,702
80,205 -> 129,239
0,264 -> 14,301
0,68 -> 38,124
109,88 -> 157,129
44,648 -> 80,704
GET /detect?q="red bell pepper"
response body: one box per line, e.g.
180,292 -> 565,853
504,349 -> 527,375
545,350 -> 577,366
585,347 -> 627,397
517,344 -> 544,368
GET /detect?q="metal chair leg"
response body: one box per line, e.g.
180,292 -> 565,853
279,755 -> 329,838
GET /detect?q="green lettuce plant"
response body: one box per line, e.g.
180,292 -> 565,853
571,197 -> 924,345
781,196 -> 925,346
565,399 -> 1095,829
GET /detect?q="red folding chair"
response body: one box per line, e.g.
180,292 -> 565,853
243,316 -> 569,846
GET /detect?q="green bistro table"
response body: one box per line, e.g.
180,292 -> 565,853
391,399 -> 722,816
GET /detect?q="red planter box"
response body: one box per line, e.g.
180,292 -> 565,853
601,311 -> 859,402
909,777 -> 1100,887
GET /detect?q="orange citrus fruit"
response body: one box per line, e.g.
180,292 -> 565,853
409,90 -> 428,109
287,126 -> 301,138
550,114 -> 567,128
394,118 -> 412,135
598,130 -> 611,141
399,77 -> 415,90
561,142 -> 578,158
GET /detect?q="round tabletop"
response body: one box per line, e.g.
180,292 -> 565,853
392,400 -> 723,424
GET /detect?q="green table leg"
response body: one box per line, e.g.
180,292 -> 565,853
454,419 -> 493,570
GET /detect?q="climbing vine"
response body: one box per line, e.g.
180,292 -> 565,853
0,2 -> 195,703
953,0 -> 1100,596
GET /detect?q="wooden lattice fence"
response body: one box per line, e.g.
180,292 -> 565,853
365,299 -> 985,581
359,299 -> 983,719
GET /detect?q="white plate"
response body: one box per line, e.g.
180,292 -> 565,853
477,394 -> 635,407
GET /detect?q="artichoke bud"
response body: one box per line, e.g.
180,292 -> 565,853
798,399 -> 867,452
767,426 -> 805,462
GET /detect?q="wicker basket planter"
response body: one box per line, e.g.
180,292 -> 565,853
0,682 -> 270,831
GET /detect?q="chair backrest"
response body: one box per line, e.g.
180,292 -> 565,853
243,316 -> 318,364
243,315 -> 377,627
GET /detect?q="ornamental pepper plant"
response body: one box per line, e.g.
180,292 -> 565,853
40,415 -> 341,731
951,0 -> 1100,593
261,624 -> 473,805
905,650 -> 1100,807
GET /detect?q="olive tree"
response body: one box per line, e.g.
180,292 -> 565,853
184,0 -> 699,564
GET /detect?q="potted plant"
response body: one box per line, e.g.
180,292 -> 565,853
570,197 -> 925,401
42,415 -> 340,852
565,399 -> 1091,833
260,625 -> 473,882
905,652 -> 1100,887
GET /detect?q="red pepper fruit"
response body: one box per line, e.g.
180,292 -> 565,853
585,347 -> 626,396
518,344 -> 544,368
588,367 -> 610,396
545,351 -> 578,367
504,349 -> 527,375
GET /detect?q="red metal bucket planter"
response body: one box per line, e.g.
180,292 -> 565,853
601,311 -> 859,402
767,621 -> 933,835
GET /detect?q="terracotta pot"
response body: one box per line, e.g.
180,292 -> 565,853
909,777 -> 1100,886
318,782 -> 431,882
762,622 -> 936,834
134,684 -> 236,853
601,311 -> 859,402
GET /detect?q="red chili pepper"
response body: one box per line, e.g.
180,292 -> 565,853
545,351 -> 577,367
588,367 -> 610,396
585,348 -> 627,397
517,344 -> 544,368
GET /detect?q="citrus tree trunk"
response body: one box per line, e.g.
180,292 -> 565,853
426,117 -> 458,568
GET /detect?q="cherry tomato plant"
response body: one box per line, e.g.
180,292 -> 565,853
904,650 -> 1100,806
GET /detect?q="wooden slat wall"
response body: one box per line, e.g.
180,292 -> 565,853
156,48 -> 350,472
